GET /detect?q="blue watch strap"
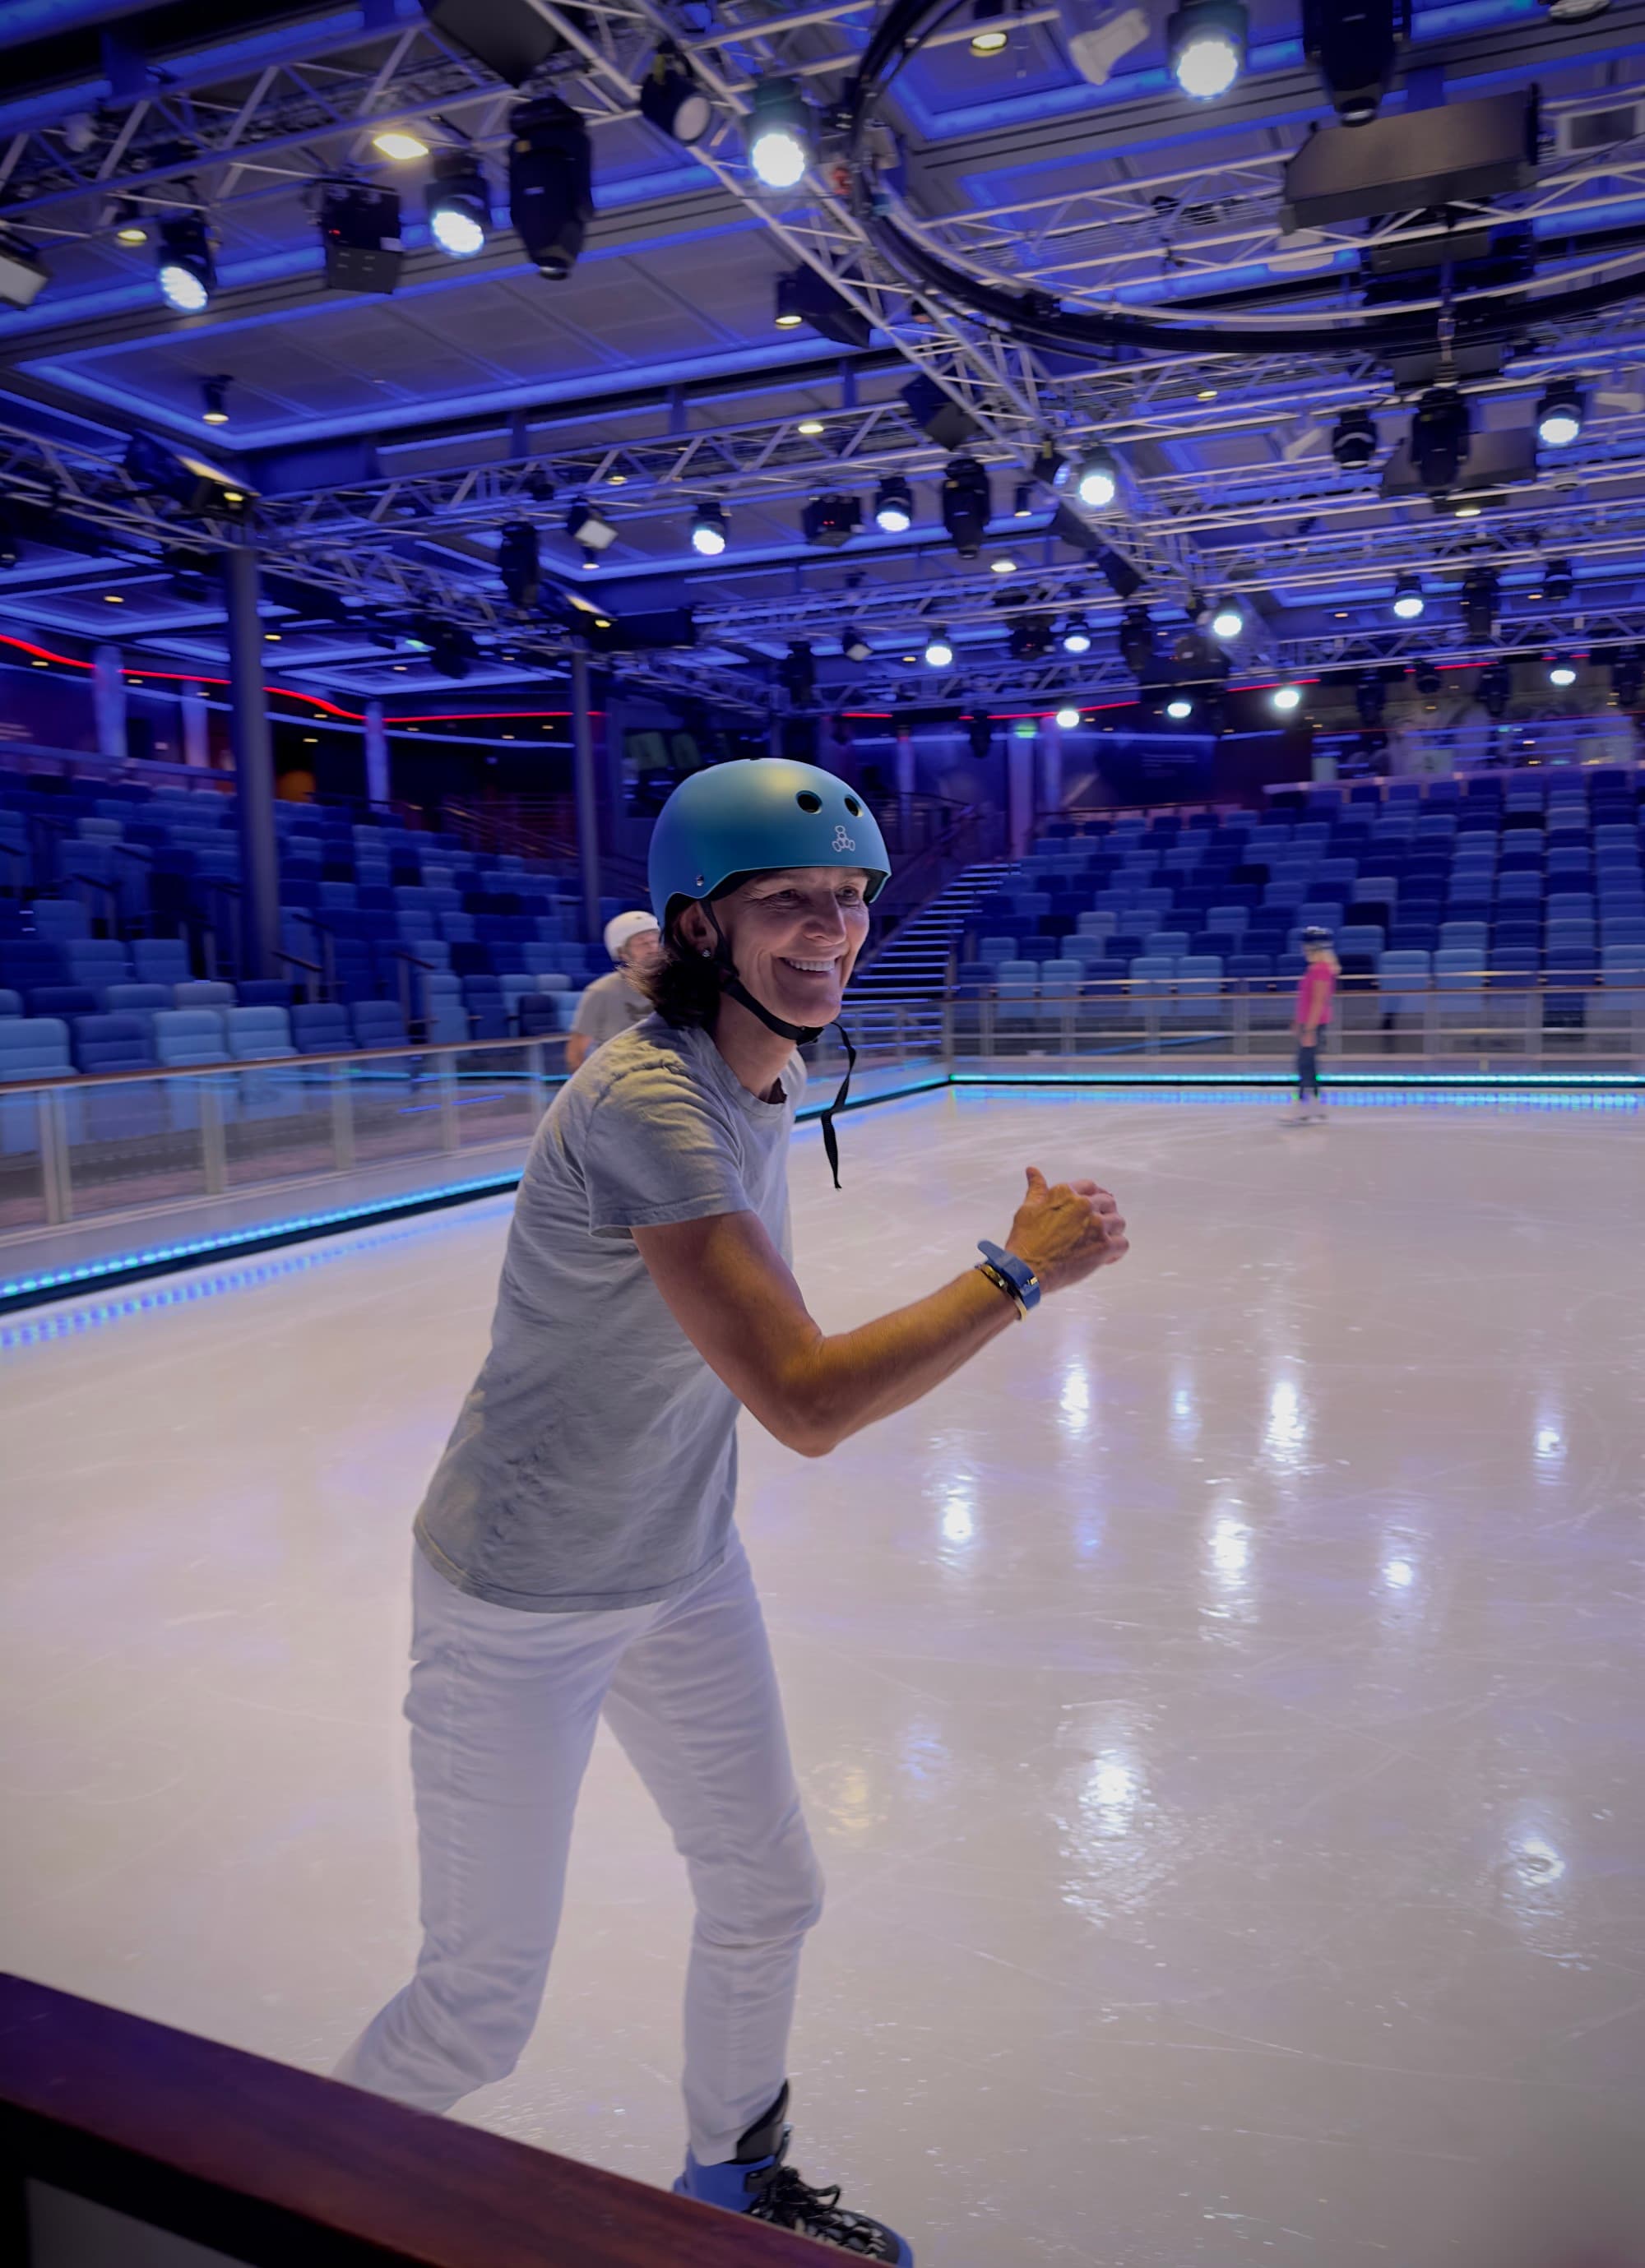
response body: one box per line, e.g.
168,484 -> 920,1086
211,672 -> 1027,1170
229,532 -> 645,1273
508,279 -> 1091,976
977,1239 -> 1041,1310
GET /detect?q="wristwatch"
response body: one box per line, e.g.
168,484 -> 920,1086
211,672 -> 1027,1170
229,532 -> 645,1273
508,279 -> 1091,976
976,1239 -> 1041,1314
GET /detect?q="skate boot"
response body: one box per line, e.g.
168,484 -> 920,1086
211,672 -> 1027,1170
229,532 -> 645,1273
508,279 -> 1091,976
675,2084 -> 913,2262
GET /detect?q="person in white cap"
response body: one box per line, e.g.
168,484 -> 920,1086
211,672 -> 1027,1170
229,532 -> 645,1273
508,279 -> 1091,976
565,910 -> 664,1071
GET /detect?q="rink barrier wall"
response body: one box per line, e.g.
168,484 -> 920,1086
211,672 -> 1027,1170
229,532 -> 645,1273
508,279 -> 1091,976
0,1051 -> 1641,1316
0,1974 -> 821,2268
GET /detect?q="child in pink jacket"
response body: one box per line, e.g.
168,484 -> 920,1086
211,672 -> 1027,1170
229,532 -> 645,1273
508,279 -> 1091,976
1283,926 -> 1339,1124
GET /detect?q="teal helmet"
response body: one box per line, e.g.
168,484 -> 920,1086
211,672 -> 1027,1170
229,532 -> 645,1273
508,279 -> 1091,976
648,758 -> 892,929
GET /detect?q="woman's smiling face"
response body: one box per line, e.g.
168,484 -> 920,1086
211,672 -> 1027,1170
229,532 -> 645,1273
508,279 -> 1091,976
715,867 -> 872,1026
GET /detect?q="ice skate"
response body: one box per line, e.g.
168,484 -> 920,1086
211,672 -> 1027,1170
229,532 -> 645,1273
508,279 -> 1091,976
676,2085 -> 913,2262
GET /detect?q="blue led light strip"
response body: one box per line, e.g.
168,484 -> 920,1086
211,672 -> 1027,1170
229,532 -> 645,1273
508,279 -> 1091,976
0,1170 -> 522,1314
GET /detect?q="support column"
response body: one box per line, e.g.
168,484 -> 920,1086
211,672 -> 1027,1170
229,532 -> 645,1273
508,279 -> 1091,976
223,540 -> 280,979
571,646 -> 601,942
92,645 -> 127,767
894,725 -> 915,850
1007,727 -> 1035,862
1040,715 -> 1064,822
181,681 -> 211,769
364,698 -> 391,808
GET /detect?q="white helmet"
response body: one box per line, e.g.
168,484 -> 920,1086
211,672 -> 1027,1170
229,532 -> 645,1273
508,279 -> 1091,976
604,909 -> 660,963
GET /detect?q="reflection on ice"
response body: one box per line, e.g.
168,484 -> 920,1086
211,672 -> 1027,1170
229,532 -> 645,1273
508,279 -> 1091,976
1263,1376 -> 1308,1470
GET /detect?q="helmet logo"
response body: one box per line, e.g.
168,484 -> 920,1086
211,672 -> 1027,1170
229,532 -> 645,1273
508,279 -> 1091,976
832,825 -> 856,852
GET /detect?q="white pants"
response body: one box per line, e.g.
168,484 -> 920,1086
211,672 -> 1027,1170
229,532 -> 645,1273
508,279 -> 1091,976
334,1534 -> 824,2166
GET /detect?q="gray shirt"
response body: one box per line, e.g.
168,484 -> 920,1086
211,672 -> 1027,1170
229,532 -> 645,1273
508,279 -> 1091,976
572,968 -> 652,1052
415,1016 -> 802,1612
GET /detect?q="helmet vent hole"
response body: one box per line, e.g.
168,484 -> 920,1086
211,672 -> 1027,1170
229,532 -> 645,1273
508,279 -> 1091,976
843,795 -> 861,816
795,790 -> 823,812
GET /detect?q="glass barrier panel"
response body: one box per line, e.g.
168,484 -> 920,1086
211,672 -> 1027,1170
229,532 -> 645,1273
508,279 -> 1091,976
0,1089 -> 50,1234
344,1048 -> 453,1167
455,1044 -> 551,1150
61,1074 -> 214,1219
224,1063 -> 342,1188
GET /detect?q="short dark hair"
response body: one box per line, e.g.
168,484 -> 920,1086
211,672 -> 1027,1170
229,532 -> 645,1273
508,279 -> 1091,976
642,918 -> 725,1030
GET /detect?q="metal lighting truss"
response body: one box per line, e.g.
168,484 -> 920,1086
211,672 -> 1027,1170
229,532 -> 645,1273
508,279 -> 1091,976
0,419 -> 771,713
904,83 -> 1645,311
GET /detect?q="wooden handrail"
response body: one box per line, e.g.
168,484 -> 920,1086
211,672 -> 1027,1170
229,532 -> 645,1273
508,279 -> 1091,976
0,1972 -> 818,2267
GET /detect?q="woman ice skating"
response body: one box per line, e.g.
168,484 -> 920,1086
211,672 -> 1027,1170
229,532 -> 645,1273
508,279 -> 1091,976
1283,923 -> 1340,1125
334,757 -> 1129,2260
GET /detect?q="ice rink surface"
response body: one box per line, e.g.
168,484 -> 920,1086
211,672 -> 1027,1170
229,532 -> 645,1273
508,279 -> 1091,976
4,1086 -> 1645,2267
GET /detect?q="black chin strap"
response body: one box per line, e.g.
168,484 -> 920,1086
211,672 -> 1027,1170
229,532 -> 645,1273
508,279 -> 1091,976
704,907 -> 858,1190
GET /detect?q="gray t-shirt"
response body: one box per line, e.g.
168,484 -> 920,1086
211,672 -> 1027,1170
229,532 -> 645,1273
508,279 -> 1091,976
572,968 -> 651,1051
415,1016 -> 802,1612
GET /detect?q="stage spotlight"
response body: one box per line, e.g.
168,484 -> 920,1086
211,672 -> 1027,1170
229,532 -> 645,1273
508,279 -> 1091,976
1168,0 -> 1246,100
924,628 -> 954,668
201,377 -> 230,426
320,180 -> 403,293
124,432 -> 254,518
428,151 -> 489,257
1013,482 -> 1035,517
1166,697 -> 1195,720
1549,659 -> 1578,686
941,455 -> 992,558
902,373 -> 980,450
1272,683 -> 1303,711
773,266 -> 872,347
970,0 -> 1010,54
802,493 -> 862,548
1031,442 -> 1068,488
509,96 -> 592,281
1541,557 -> 1574,603
1009,617 -> 1054,660
1536,382 -> 1583,448
372,127 -> 429,162
113,199 -> 149,246
1331,409 -> 1379,471
690,501 -> 727,556
748,78 -> 811,189
1062,615 -> 1091,655
873,475 -> 913,533
1411,387 -> 1471,494
567,497 -> 617,553
1462,564 -> 1499,641
1355,672 -> 1388,726
156,214 -> 213,311
638,44 -> 712,145
498,521 -> 541,607
1076,447 -> 1118,508
841,623 -> 872,664
1392,572 -> 1424,619
1414,659 -> 1442,695
1210,598 -> 1245,639
1477,660 -> 1510,716
1302,0 -> 1405,124
1055,705 -> 1082,729
1119,605 -> 1155,675
779,640 -> 816,704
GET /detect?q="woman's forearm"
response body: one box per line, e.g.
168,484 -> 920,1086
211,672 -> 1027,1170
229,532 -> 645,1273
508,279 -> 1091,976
785,1266 -> 1019,1453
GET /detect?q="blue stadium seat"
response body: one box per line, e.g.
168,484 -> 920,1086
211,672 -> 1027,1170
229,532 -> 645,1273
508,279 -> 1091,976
351,1000 -> 410,1051
154,1008 -> 227,1067
290,1002 -> 351,1054
226,1007 -> 298,1061
72,1012 -> 157,1073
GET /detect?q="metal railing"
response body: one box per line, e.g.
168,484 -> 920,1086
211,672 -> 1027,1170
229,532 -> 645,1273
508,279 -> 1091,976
0,1031 -> 570,1239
